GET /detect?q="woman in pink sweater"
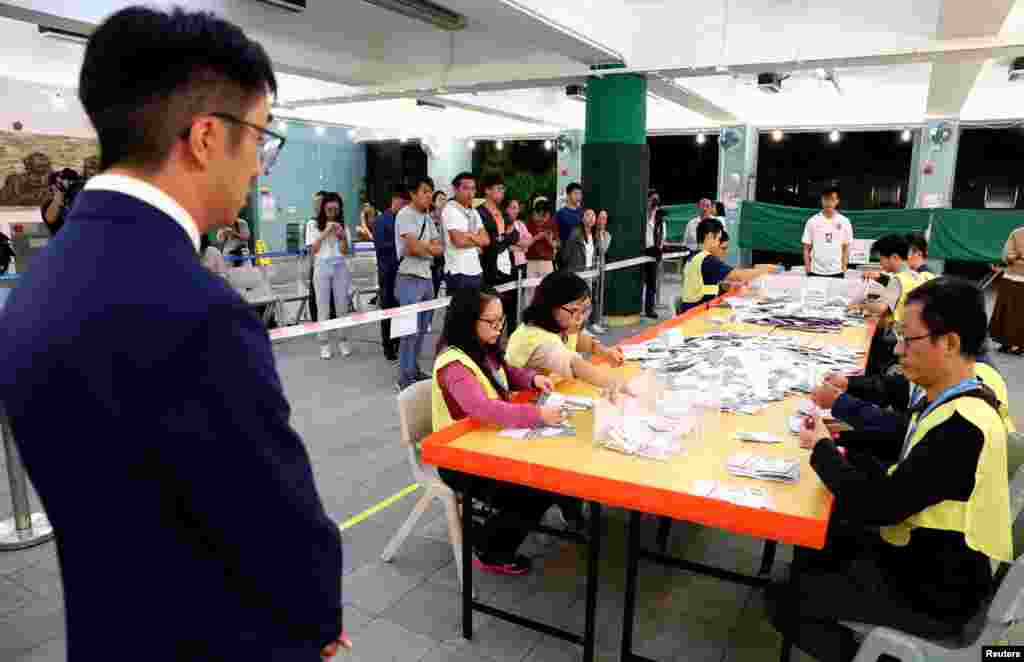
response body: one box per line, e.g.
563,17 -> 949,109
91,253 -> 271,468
433,286 -> 563,575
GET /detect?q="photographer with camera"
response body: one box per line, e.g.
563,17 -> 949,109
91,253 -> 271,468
42,168 -> 86,236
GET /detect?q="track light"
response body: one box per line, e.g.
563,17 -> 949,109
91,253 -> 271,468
901,129 -> 912,142
37,26 -> 88,45
828,129 -> 841,143
495,140 -> 504,151
544,139 -> 553,150
772,129 -> 783,142
696,133 -> 706,145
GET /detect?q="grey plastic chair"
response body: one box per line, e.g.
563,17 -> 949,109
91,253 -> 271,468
844,462 -> 1024,661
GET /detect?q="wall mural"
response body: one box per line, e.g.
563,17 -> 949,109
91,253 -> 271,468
0,130 -> 99,207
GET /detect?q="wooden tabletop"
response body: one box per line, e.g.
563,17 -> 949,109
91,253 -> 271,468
422,298 -> 874,549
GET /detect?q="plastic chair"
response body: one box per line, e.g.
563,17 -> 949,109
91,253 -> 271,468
843,463 -> 1024,661
380,380 -> 464,588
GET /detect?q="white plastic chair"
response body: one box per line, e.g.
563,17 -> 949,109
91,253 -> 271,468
844,463 -> 1024,661
380,380 -> 464,588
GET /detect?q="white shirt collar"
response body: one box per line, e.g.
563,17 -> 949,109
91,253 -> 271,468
85,174 -> 201,252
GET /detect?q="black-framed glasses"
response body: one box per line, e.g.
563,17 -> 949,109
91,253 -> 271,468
892,322 -> 933,346
181,112 -> 287,174
560,305 -> 591,319
478,315 -> 506,331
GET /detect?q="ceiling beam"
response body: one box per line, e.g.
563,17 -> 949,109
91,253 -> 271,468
924,0 -> 1018,117
419,95 -> 565,128
646,76 -> 738,123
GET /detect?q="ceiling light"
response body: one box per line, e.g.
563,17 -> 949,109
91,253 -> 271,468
347,128 -> 357,138
415,99 -> 446,112
315,126 -> 325,136
37,25 -> 89,45
814,68 -> 828,80
772,129 -> 783,142
696,133 -> 706,145
495,140 -> 504,151
467,140 -> 476,149
400,136 -> 408,143
901,129 -> 912,142
360,0 -> 467,31
544,139 -> 553,150
277,119 -> 288,131
828,129 -> 841,143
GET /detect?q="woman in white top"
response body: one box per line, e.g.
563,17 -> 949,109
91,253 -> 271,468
305,192 -> 352,359
563,208 -> 598,273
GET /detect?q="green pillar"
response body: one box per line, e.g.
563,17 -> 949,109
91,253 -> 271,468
582,69 -> 648,318
908,121 -> 960,275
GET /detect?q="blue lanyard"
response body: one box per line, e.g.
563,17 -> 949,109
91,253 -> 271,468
902,378 -> 981,458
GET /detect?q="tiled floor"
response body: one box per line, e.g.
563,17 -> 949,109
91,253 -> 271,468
1,278 -> 1023,661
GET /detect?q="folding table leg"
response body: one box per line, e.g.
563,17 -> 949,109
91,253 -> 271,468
461,484 -> 474,640
582,501 -> 602,662
759,540 -> 777,576
779,545 -> 801,662
655,516 -> 672,552
620,510 -> 643,661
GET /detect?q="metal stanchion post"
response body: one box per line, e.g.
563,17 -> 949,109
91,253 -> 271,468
0,408 -> 54,551
655,255 -> 668,310
590,251 -> 608,334
515,267 -> 525,326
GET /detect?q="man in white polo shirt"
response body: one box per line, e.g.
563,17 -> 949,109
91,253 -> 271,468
442,171 -> 490,293
802,187 -> 853,278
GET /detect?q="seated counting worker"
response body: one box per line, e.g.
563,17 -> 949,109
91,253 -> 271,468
677,218 -> 776,314
775,277 -> 1013,662
853,234 -> 936,376
866,232 -> 932,287
432,286 -> 563,576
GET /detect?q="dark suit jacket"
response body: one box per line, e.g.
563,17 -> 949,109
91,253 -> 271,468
0,190 -> 343,661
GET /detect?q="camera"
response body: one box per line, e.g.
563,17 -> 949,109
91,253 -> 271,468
48,168 -> 85,209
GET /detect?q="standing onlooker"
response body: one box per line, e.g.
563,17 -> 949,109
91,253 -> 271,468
218,217 -> 251,267
563,208 -> 598,274
374,188 -> 409,362
801,187 -> 852,278
990,225 -> 1024,355
477,174 -> 520,328
356,201 -> 376,241
508,198 -> 535,283
395,176 -> 443,389
643,197 -> 667,319
430,190 -> 447,297
308,190 -> 327,322
684,198 -> 716,252
0,7 -> 347,659
442,172 -> 489,293
307,192 -> 352,360
589,209 -> 613,332
526,200 -> 558,285
554,182 -> 583,252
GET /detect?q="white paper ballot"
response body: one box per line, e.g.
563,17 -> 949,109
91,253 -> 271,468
498,428 -> 531,439
390,312 -> 417,339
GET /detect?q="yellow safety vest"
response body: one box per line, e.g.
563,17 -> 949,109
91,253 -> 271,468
975,363 -> 1016,433
682,251 -> 721,304
892,270 -> 936,323
431,347 -> 508,432
505,324 -> 578,370
880,393 -> 1013,563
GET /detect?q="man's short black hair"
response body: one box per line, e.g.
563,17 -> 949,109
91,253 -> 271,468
696,218 -> 724,244
906,277 -> 987,358
906,232 -> 928,257
452,172 -> 475,189
481,173 -> 504,190
79,6 -> 277,173
719,230 -> 730,244
566,182 -> 582,195
409,175 -> 435,193
315,190 -> 329,197
822,186 -> 840,198
874,234 -> 909,260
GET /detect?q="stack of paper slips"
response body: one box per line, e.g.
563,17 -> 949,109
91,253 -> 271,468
538,392 -> 593,413
726,452 -> 800,483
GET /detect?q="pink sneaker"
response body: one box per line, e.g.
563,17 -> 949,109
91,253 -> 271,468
473,554 -> 532,576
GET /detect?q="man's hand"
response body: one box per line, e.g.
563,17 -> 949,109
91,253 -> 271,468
799,415 -> 831,450
321,632 -> 352,658
823,372 -> 848,392
810,384 -> 841,410
532,375 -> 555,392
539,405 -> 566,427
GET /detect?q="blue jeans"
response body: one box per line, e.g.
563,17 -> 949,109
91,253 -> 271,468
395,275 -> 435,387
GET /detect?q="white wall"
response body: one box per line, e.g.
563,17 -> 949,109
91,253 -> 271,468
0,75 -> 93,138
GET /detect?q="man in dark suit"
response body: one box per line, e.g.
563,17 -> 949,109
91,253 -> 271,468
0,7 -> 347,661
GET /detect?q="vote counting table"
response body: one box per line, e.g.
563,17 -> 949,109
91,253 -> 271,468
421,299 -> 875,662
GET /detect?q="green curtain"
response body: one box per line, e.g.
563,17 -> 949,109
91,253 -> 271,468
929,209 -> 1024,262
660,203 -> 700,242
738,201 -> 931,254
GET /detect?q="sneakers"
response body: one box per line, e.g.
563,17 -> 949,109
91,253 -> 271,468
320,346 -> 332,360
339,341 -> 353,357
473,554 -> 532,576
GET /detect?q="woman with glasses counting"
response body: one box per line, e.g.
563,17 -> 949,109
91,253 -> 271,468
432,286 -> 564,575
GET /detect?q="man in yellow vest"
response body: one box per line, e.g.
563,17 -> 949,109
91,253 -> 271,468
776,277 -> 1012,661
854,234 -> 935,376
676,218 -> 777,315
